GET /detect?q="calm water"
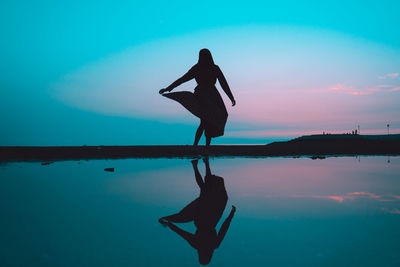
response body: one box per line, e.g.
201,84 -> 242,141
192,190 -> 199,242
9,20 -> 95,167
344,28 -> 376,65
1,156 -> 399,266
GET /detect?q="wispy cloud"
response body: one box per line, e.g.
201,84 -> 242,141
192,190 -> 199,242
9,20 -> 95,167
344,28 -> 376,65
227,128 -> 400,138
381,208 -> 400,214
301,195 -> 354,203
291,192 -> 398,203
312,83 -> 353,93
316,83 -> 400,96
327,83 -> 352,92
345,84 -> 395,95
346,91 -> 372,95
378,73 -> 399,79
348,192 -> 380,199
226,129 -> 324,138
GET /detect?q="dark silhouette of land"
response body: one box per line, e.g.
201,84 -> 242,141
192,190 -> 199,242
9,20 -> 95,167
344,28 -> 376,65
158,158 -> 235,265
1,134 -> 399,162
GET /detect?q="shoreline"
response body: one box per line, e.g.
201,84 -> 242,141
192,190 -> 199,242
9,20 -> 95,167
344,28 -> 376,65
1,134 -> 400,162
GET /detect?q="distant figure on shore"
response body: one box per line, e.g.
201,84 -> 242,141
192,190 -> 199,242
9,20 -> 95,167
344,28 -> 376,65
159,49 -> 236,146
158,158 -> 236,265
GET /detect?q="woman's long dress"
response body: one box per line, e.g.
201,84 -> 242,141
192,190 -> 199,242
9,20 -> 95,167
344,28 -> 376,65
168,174 -> 228,229
163,64 -> 231,138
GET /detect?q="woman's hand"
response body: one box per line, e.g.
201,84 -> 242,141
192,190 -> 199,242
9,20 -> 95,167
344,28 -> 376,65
159,88 -> 169,94
158,217 -> 169,226
231,99 -> 236,107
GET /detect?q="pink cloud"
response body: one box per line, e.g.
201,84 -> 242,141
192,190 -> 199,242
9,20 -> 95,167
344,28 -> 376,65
227,128 -> 400,138
328,84 -> 348,91
349,192 -> 380,199
316,83 -> 382,96
290,192 -> 400,203
227,129 -> 324,138
346,91 -> 372,95
317,82 -> 400,96
345,84 -> 397,95
291,194 -> 355,203
319,83 -> 353,92
347,192 -> 398,202
381,208 -> 400,214
379,73 -> 399,79
319,196 -> 354,203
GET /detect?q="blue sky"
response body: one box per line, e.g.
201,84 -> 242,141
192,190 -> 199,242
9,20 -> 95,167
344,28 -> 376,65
1,0 -> 399,145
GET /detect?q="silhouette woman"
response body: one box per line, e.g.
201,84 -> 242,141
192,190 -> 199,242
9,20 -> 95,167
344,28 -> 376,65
159,158 -> 236,265
159,49 -> 236,146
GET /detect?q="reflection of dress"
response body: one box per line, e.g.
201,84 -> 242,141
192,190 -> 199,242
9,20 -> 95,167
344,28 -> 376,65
163,64 -> 230,138
180,174 -> 228,230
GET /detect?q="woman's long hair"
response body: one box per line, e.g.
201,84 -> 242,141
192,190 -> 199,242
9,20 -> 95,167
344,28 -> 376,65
197,48 -> 215,66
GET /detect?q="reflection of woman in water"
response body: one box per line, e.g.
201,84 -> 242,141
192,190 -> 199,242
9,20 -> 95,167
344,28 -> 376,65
159,49 -> 236,147
159,158 -> 236,265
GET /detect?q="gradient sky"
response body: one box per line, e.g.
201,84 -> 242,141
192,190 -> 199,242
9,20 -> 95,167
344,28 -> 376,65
1,0 -> 400,145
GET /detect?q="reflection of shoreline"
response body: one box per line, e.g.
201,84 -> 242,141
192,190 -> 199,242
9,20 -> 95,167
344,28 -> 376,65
2,134 -> 400,162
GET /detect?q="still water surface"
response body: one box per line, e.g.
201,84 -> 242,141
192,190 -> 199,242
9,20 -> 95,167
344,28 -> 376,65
1,156 -> 399,266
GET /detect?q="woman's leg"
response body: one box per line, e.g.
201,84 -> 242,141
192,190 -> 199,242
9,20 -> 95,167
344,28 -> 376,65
206,136 -> 211,147
194,120 -> 205,146
203,157 -> 211,176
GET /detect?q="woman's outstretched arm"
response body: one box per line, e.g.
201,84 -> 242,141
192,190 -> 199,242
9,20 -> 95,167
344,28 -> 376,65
159,66 -> 195,94
216,205 -> 236,248
216,66 -> 236,106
